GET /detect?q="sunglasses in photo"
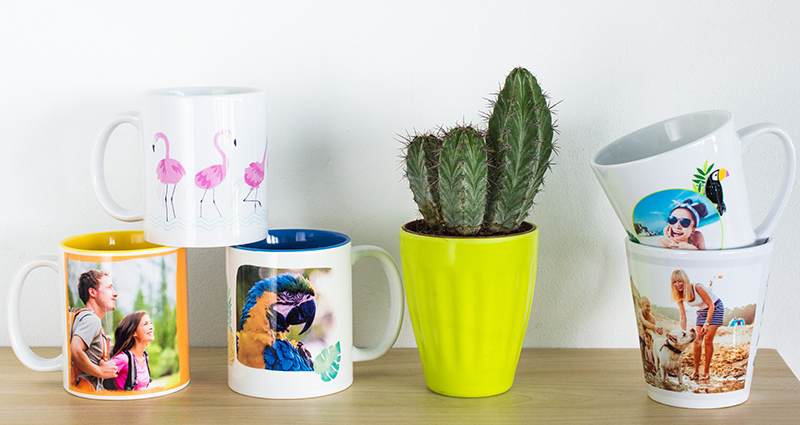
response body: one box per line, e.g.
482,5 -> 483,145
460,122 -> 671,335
667,216 -> 694,228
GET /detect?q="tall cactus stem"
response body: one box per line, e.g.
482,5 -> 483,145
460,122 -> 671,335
485,67 -> 554,234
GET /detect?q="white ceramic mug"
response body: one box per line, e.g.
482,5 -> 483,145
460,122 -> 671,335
625,237 -> 773,408
225,229 -> 405,399
591,110 -> 796,250
92,87 -> 269,247
7,231 -> 190,400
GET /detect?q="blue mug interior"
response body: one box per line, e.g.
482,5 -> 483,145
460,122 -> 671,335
235,229 -> 350,252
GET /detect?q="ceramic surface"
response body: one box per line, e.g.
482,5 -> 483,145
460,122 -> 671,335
591,110 -> 795,250
92,87 -> 269,247
625,238 -> 773,408
7,231 -> 190,400
399,221 -> 539,397
225,229 -> 404,399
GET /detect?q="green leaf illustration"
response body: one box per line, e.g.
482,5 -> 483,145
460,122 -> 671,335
227,294 -> 232,332
314,341 -> 342,382
692,160 -> 716,194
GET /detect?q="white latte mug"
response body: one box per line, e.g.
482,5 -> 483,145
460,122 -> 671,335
625,237 -> 773,408
225,229 -> 405,399
591,111 -> 796,250
92,87 -> 269,247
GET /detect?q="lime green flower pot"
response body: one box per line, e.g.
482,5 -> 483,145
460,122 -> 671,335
399,220 -> 539,397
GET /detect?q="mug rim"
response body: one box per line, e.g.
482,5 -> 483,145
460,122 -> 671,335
232,229 -> 351,252
142,87 -> 264,97
60,230 -> 174,254
624,236 -> 773,258
591,110 -> 733,168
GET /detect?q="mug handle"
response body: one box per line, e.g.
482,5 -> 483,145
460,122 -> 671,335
738,124 -> 797,241
7,256 -> 62,372
350,246 -> 405,362
91,111 -> 144,221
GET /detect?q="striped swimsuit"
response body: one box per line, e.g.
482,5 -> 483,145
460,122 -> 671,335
687,282 -> 724,327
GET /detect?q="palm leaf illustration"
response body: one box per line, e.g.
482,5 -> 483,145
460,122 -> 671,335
314,342 -> 342,382
693,160 -> 714,194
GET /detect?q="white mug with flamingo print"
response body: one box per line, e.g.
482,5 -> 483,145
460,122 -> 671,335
92,87 -> 269,247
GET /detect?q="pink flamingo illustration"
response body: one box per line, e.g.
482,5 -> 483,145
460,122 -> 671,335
153,132 -> 186,221
243,137 -> 268,211
195,130 -> 236,218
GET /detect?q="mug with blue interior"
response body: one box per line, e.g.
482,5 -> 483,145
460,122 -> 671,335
225,229 -> 404,398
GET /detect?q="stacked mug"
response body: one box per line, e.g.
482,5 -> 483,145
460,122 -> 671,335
591,110 -> 796,408
8,87 -> 404,400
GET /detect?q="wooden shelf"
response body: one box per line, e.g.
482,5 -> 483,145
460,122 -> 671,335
2,347 -> 798,423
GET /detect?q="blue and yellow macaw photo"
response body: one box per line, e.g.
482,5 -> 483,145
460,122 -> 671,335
237,273 -> 317,371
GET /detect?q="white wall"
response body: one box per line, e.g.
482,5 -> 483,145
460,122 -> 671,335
3,1 -> 800,378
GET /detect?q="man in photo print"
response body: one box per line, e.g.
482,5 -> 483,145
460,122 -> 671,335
69,270 -> 119,391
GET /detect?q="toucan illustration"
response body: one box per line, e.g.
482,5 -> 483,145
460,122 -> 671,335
705,168 -> 729,216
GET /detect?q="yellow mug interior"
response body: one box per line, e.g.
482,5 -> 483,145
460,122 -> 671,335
60,231 -> 167,253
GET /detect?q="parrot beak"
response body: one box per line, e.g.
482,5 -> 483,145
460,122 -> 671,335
720,169 -> 729,181
280,299 -> 316,335
297,300 -> 316,335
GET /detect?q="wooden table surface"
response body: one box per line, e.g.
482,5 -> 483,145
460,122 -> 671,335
1,347 -> 798,424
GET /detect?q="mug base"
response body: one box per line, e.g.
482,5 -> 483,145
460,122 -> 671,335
144,229 -> 267,248
646,385 -> 749,409
227,381 -> 352,399
64,379 -> 190,401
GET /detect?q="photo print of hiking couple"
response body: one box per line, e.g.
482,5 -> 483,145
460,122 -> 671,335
66,254 -> 182,394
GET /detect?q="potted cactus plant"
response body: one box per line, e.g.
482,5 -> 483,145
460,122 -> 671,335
399,67 -> 555,397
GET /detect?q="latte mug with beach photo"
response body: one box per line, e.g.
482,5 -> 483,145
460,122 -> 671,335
92,87 -> 269,247
591,110 -> 796,250
7,231 -> 190,400
625,237 -> 773,408
226,229 -> 404,399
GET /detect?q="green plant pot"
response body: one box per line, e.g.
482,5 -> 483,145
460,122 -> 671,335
398,220 -> 539,397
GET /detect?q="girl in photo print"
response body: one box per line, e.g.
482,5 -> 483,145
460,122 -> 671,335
671,270 -> 724,381
659,200 -> 708,250
106,311 -> 155,391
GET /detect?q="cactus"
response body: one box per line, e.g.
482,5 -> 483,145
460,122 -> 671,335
402,67 -> 555,237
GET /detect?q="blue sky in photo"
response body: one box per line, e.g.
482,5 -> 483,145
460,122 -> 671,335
633,189 -> 720,234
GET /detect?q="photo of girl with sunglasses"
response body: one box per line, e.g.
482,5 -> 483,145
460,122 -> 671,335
658,199 -> 708,250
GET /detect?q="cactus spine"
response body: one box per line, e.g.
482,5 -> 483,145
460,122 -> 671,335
402,67 -> 555,237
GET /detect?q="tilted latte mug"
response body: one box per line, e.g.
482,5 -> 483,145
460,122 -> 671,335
226,229 -> 404,399
7,231 -> 190,400
591,110 -> 796,250
92,87 -> 269,247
